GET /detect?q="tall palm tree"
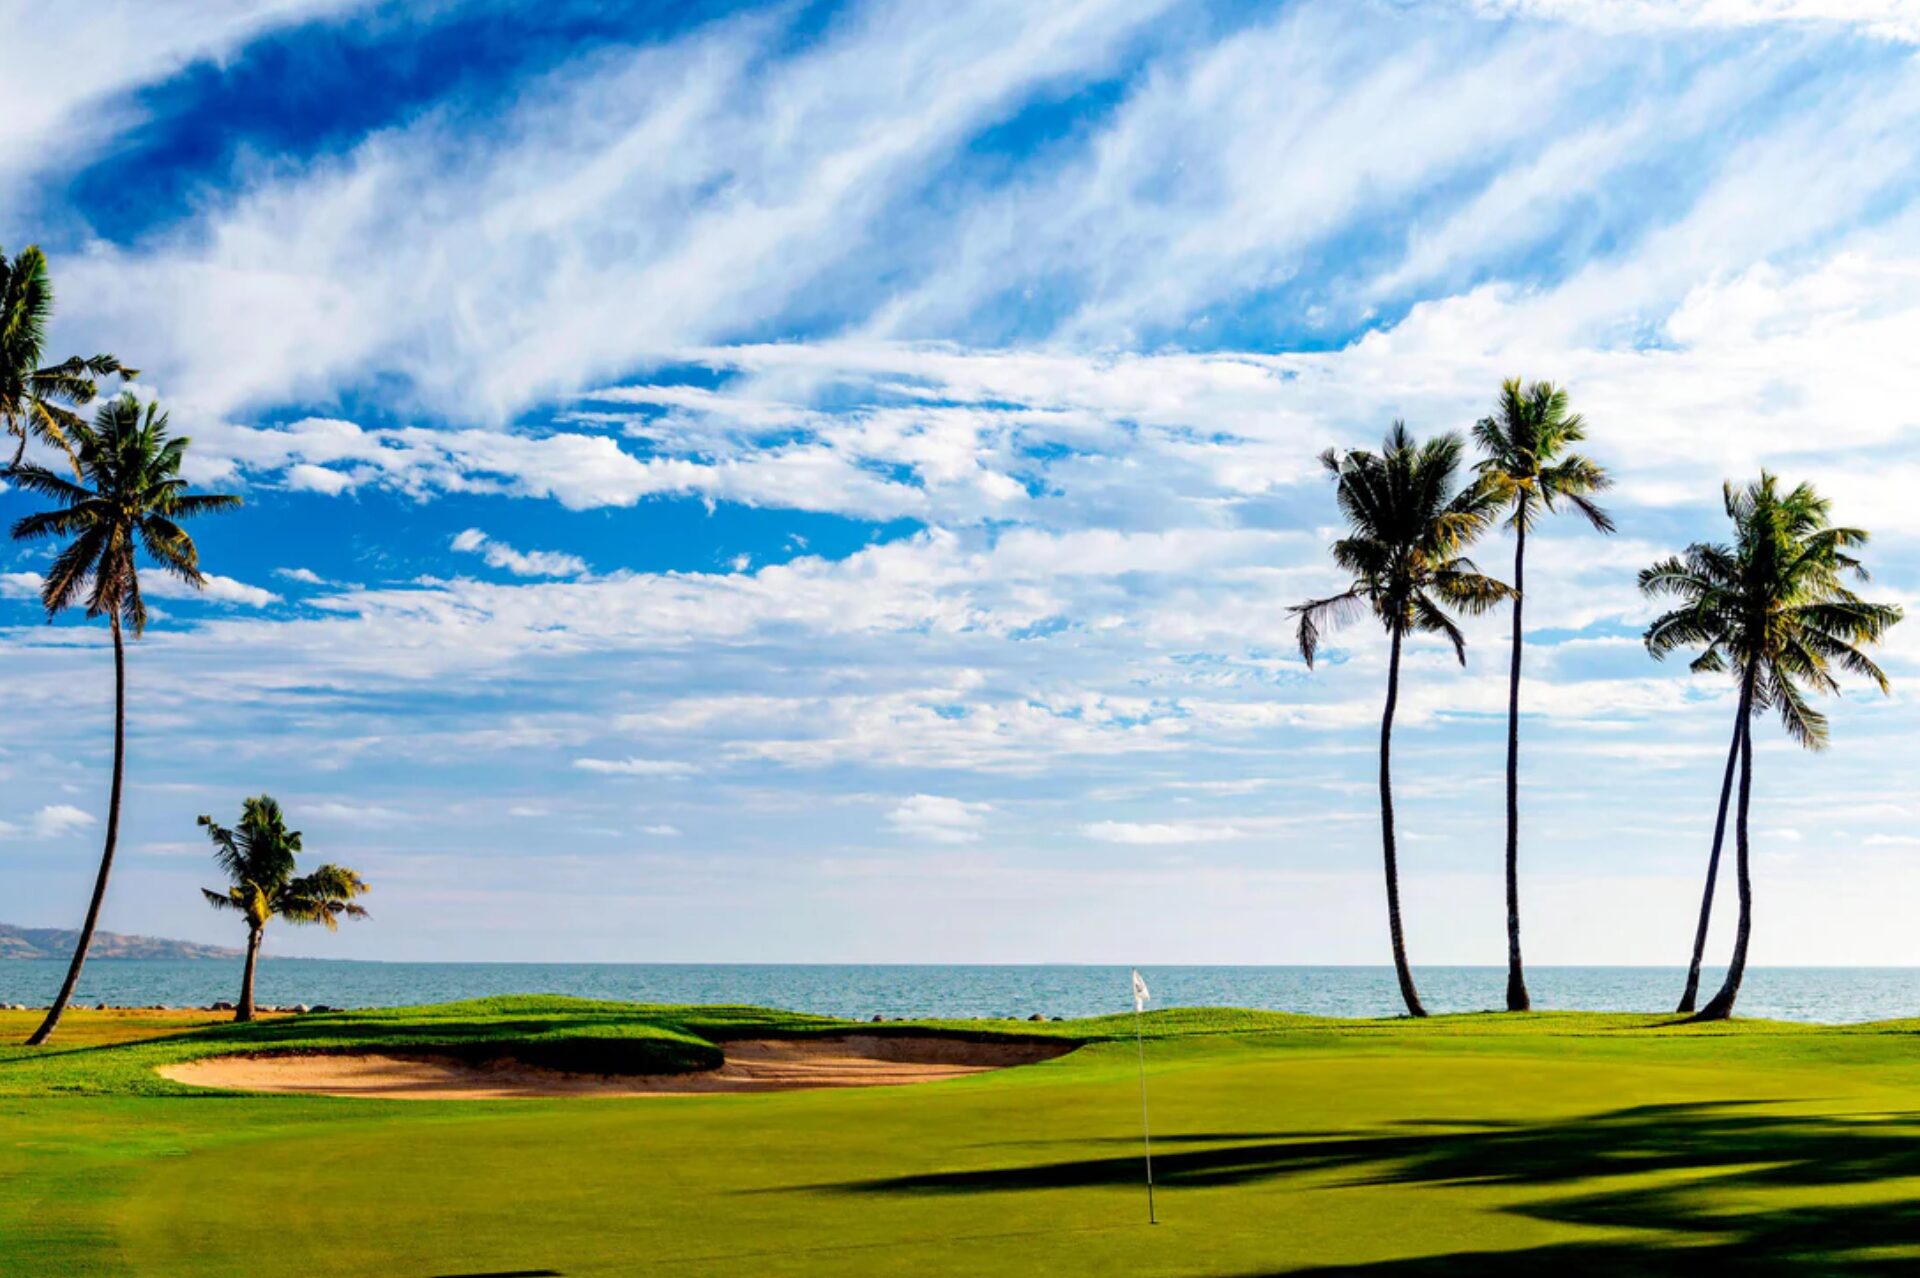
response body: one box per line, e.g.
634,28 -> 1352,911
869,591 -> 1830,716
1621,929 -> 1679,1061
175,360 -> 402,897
200,796 -> 369,1022
1292,424 -> 1510,1018
1473,379 -> 1614,1013
10,394 -> 240,1045
1642,474 -> 1899,1021
2,244 -> 135,466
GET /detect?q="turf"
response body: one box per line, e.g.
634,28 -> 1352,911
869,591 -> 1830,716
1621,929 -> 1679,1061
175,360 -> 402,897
5,997 -> 1920,1275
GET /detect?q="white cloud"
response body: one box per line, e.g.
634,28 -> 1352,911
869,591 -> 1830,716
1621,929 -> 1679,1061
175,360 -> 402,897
274,567 -> 325,585
451,528 -> 589,579
31,804 -> 96,838
1,569 -> 276,608
886,794 -> 991,844
302,801 -> 406,824
286,463 -> 358,495
147,574 -> 280,608
641,823 -> 682,837
572,757 -> 701,777
1083,820 -> 1246,845
0,572 -> 42,600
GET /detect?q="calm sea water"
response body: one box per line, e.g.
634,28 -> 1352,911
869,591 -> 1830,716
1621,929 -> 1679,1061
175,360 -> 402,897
3,961 -> 1918,1023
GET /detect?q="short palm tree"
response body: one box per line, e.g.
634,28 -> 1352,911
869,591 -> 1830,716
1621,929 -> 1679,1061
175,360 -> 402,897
1642,474 -> 1899,1021
200,796 -> 369,1021
2,244 -> 135,466
1292,424 -> 1510,1018
11,394 -> 240,1045
1473,379 -> 1613,1012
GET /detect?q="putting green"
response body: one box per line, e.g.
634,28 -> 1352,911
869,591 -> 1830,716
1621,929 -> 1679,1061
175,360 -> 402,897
5,998 -> 1920,1275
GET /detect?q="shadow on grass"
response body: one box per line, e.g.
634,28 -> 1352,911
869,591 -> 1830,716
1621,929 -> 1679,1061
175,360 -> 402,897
837,1101 -> 1920,1274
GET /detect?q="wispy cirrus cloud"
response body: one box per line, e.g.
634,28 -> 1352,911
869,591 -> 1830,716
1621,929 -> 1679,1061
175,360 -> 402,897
0,0 -> 376,219
1468,0 -> 1920,42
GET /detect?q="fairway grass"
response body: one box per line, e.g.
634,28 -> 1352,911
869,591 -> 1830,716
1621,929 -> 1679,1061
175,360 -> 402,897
5,999 -> 1920,1274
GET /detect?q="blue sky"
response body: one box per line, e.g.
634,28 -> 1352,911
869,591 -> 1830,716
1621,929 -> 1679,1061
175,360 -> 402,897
4,0 -> 1920,964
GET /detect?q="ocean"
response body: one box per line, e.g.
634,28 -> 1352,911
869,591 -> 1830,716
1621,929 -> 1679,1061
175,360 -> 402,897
3,961 -> 1918,1023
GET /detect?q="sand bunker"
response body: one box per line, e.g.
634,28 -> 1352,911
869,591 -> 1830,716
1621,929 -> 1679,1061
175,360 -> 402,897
158,1034 -> 1077,1099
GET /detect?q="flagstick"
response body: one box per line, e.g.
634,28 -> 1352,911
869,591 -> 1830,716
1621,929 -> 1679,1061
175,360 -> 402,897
1134,1003 -> 1157,1225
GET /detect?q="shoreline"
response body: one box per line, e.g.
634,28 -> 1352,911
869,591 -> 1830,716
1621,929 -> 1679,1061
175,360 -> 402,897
7,964 -> 1920,1025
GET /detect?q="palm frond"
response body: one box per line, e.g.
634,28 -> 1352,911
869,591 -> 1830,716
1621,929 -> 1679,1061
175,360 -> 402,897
39,528 -> 104,618
1428,564 -> 1512,616
4,462 -> 92,507
1290,589 -> 1367,668
1763,668 -> 1830,750
199,814 -> 249,882
1688,646 -> 1727,675
1410,591 -> 1468,664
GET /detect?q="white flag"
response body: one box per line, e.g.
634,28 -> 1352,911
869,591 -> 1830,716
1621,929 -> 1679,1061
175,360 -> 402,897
1132,969 -> 1151,1013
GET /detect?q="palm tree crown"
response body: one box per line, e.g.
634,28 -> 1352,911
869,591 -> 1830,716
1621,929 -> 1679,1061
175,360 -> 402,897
8,393 -> 239,631
1294,423 -> 1511,664
1,244 -> 135,465
1642,474 -> 1900,748
1473,379 -> 1613,535
201,797 -> 370,934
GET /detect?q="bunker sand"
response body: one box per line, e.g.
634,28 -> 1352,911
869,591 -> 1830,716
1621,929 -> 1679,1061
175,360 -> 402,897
158,1034 -> 1077,1099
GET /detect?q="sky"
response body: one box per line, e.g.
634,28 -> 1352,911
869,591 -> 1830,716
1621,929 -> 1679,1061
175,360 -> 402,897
3,0 -> 1920,966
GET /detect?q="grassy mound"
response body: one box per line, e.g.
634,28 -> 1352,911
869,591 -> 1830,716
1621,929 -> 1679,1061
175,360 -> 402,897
0,995 -> 1098,1096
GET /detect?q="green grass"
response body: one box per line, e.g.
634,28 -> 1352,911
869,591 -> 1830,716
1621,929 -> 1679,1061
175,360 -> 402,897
6,997 -> 1920,1274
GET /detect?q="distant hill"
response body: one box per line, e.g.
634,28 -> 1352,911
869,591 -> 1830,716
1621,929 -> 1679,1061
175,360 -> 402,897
0,923 -> 240,960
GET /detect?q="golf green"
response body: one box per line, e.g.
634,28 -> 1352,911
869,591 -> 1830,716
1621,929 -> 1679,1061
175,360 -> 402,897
5,998 -> 1920,1275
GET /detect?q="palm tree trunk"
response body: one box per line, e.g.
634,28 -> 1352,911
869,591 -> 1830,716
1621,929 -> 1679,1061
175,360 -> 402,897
1694,664 -> 1757,1023
236,927 -> 263,1023
26,615 -> 128,1046
1675,706 -> 1745,1014
1504,517 -> 1529,1012
1380,626 -> 1427,1018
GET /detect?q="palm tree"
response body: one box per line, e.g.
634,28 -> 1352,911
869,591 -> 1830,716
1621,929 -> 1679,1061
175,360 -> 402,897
10,394 -> 240,1045
1472,379 -> 1614,1013
1292,424 -> 1510,1018
1642,474 -> 1899,1021
2,244 -> 135,466
200,796 -> 369,1022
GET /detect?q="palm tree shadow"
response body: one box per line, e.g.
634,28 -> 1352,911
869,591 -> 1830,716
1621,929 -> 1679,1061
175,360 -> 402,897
830,1100 -> 1920,1273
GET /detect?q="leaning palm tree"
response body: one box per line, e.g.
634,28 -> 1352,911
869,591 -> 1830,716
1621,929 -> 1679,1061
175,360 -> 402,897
2,244 -> 135,466
200,796 -> 369,1021
1473,379 -> 1614,1012
1292,424 -> 1510,1018
11,394 -> 240,1045
1642,474 -> 1899,1021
